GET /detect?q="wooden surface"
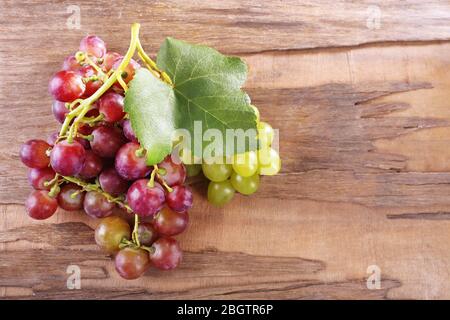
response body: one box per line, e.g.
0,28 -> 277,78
1,0 -> 450,299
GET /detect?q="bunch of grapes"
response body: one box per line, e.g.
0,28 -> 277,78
189,106 -> 281,207
19,35 -> 191,279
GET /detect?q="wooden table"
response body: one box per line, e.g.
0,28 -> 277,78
1,0 -> 450,299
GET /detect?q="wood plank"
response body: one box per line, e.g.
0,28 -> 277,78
1,0 -> 450,55
1,0 -> 450,300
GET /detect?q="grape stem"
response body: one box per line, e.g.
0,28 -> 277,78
119,238 -> 155,253
59,23 -> 141,143
147,165 -> 173,192
131,214 -> 140,247
61,175 -> 133,213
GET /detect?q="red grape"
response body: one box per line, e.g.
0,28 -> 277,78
122,119 -> 137,142
157,155 -> 186,187
153,207 -> 189,237
79,150 -> 103,179
95,216 -> 131,253
150,237 -> 182,270
90,125 -> 126,158
78,65 -> 103,98
62,55 -> 83,72
48,130 -> 90,149
99,167 -> 129,196
101,51 -> 121,72
79,35 -> 106,58
52,100 -> 69,123
85,103 -> 100,118
114,247 -> 150,280
25,190 -> 58,220
50,140 -> 86,176
137,222 -> 158,246
49,70 -> 85,102
83,191 -> 115,218
78,124 -> 94,136
27,167 -> 56,190
112,57 -> 140,84
57,183 -> 85,211
126,180 -> 165,218
20,139 -> 50,169
115,142 -> 151,180
98,92 -> 125,123
166,185 -> 193,213
47,131 -> 59,146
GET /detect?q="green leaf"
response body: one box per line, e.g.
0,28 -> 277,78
124,68 -> 176,165
125,37 -> 257,165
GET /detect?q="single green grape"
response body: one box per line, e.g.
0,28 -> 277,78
207,180 -> 235,206
232,151 -> 258,177
186,164 -> 202,177
258,148 -> 281,176
202,162 -> 233,182
251,105 -> 260,123
230,172 -> 260,195
258,121 -> 274,148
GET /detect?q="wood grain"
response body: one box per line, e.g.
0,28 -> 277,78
1,0 -> 450,299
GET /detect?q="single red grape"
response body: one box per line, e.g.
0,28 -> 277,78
166,185 -> 193,213
50,140 -> 86,176
47,131 -> 59,146
27,167 -> 56,190
99,167 -> 129,196
79,150 -> 103,179
112,57 -> 140,84
122,119 -> 137,142
115,142 -> 151,180
90,125 -> 126,158
98,92 -> 125,123
153,207 -> 189,237
49,70 -> 85,102
101,51 -> 121,72
57,183 -> 85,211
150,237 -> 182,270
25,190 -> 58,220
20,139 -> 50,169
78,124 -> 94,136
95,216 -> 131,253
79,35 -> 106,58
62,55 -> 83,72
114,247 -> 150,280
52,100 -> 69,124
78,65 -> 103,98
137,222 -> 158,246
157,155 -> 186,187
85,104 -> 100,118
126,180 -> 165,218
83,191 -> 115,218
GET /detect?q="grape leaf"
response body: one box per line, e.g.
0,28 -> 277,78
125,37 -> 257,165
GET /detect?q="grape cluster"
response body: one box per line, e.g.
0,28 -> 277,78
187,106 -> 281,207
20,35 -> 191,279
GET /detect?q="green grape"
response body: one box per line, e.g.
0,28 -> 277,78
207,180 -> 235,206
258,121 -> 274,148
258,148 -> 281,176
251,105 -> 260,123
232,151 -> 258,177
230,172 -> 260,195
202,162 -> 232,182
186,164 -> 202,177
